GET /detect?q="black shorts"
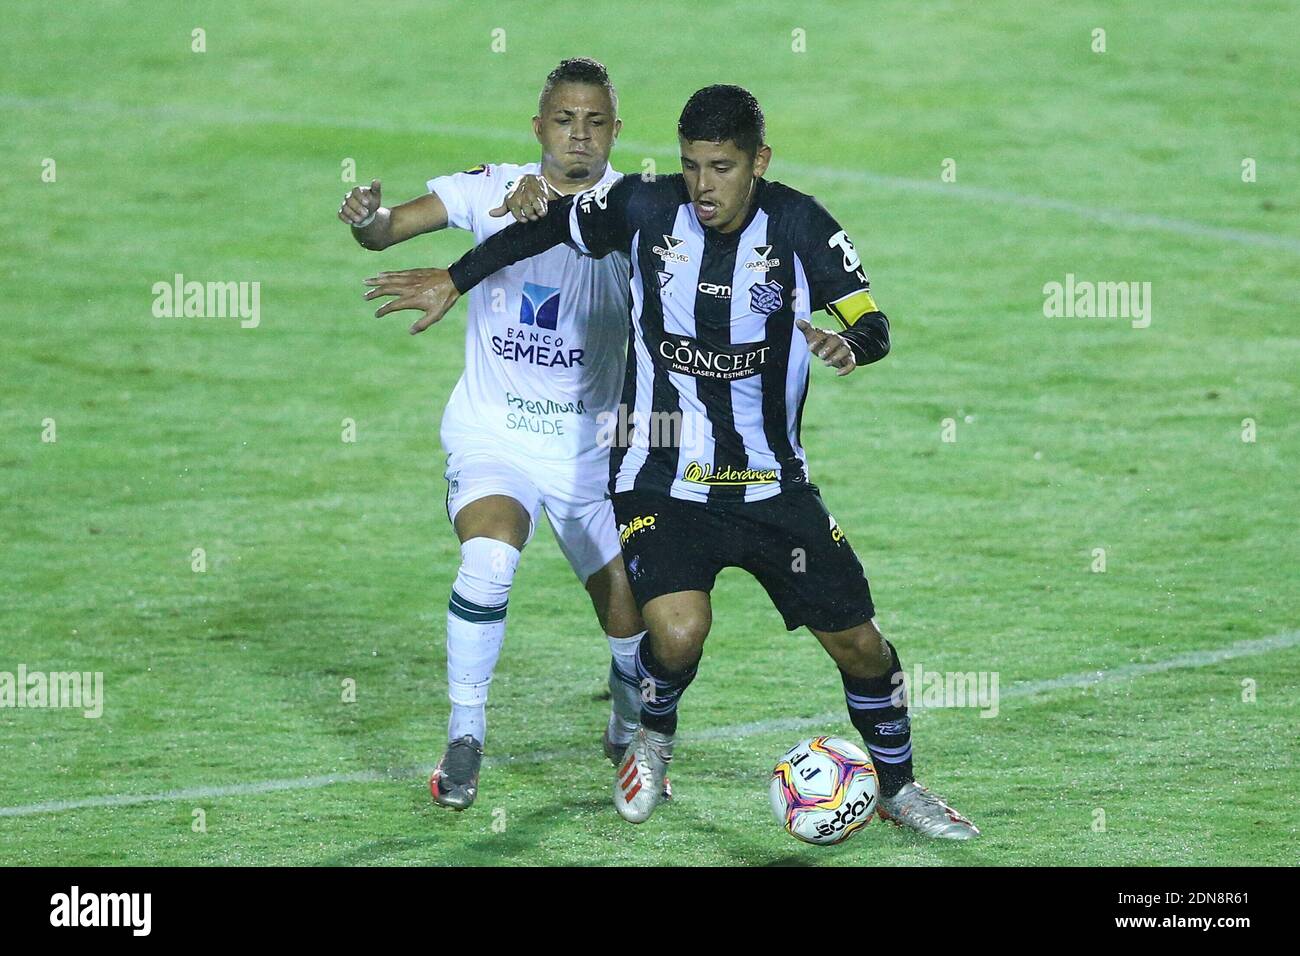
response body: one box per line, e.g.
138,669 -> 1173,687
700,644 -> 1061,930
612,488 -> 875,632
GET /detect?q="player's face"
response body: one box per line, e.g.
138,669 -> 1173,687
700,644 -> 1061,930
679,137 -> 771,233
533,82 -> 620,185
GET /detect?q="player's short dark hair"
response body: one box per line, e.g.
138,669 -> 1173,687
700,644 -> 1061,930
538,57 -> 618,115
677,85 -> 766,157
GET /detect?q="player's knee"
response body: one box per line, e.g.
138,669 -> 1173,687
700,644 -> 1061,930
453,496 -> 531,551
822,621 -> 890,677
452,537 -> 522,611
651,619 -> 707,672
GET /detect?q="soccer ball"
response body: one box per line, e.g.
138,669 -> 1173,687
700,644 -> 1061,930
769,735 -> 878,845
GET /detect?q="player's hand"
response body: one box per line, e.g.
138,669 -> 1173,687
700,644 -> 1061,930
795,319 -> 857,377
489,174 -> 555,222
339,179 -> 383,227
363,268 -> 461,334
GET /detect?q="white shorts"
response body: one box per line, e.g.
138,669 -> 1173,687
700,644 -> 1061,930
443,442 -> 620,583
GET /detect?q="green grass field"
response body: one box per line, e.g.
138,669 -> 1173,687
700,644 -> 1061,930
2,0 -> 1297,866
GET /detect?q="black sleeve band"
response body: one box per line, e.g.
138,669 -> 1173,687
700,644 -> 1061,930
838,311 -> 891,366
447,196 -> 575,293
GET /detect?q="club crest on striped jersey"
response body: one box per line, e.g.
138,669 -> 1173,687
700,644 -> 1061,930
653,234 -> 690,263
749,279 -> 783,316
744,245 -> 782,271
519,281 -> 560,330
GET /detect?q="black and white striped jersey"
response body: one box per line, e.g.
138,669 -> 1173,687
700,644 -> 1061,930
449,173 -> 890,505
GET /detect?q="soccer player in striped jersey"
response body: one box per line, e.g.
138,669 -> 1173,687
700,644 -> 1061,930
366,85 -> 979,839
341,58 -> 661,811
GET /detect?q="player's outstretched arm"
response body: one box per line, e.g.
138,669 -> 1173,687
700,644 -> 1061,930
446,196 -> 575,292
360,202 -> 573,334
363,268 -> 460,335
338,179 -> 451,251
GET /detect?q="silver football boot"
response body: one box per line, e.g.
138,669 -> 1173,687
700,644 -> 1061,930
877,781 -> 980,839
613,726 -> 673,823
429,735 -> 484,810
603,718 -> 673,801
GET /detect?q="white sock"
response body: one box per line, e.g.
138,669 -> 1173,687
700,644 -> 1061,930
606,630 -> 646,743
446,537 -> 521,745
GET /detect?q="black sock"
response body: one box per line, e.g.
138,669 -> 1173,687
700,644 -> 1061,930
634,637 -> 698,736
841,640 -> 913,798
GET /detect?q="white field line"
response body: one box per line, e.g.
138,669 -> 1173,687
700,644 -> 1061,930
1,630 -> 1294,819
4,94 -> 1298,254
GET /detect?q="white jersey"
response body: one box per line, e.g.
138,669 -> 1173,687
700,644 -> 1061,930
428,162 -> 629,486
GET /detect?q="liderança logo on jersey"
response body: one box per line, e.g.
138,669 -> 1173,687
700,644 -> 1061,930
657,334 -> 770,381
682,461 -> 779,486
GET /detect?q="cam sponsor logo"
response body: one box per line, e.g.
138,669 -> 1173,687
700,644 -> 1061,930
744,244 -> 781,272
657,335 -> 770,381
749,279 -> 783,315
50,886 -> 151,936
683,461 -> 779,486
697,281 -> 730,297
652,234 -> 690,263
520,281 -> 560,330
492,327 -> 584,368
618,513 -> 657,546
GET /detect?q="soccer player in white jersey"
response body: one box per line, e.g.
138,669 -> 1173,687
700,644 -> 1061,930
337,58 -> 655,810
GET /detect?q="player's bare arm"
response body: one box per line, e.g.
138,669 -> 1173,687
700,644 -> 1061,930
338,178 -> 451,250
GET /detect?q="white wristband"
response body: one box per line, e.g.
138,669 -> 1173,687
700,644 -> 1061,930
353,208 -> 379,229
